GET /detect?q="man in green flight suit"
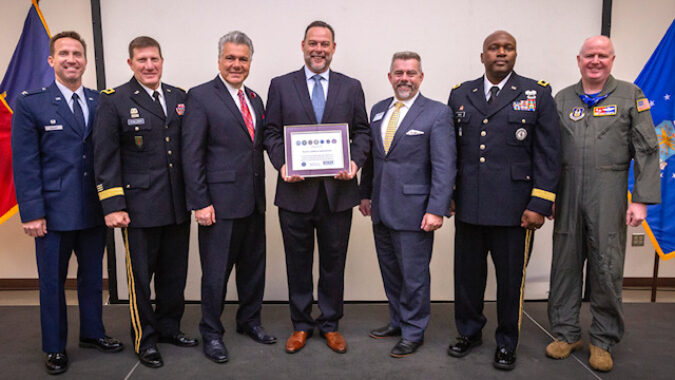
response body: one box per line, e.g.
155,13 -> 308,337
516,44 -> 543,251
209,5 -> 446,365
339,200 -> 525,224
545,35 -> 661,372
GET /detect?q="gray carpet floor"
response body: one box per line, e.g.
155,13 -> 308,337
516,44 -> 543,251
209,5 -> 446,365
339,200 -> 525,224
1,302 -> 673,379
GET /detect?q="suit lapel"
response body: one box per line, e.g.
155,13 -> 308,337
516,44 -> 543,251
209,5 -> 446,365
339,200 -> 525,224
387,95 -> 426,154
130,77 -> 165,120
213,77 -> 253,141
371,99 -> 391,156
162,84 -> 177,123
485,73 -> 521,119
466,77 -> 487,115
323,70 -> 340,123
292,68 -> 317,123
83,88 -> 97,139
50,83 -> 83,138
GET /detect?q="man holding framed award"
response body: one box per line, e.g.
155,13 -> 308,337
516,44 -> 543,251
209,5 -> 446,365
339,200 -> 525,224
263,20 -> 370,355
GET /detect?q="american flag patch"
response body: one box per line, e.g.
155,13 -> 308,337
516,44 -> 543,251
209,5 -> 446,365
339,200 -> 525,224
636,98 -> 650,112
593,105 -> 617,116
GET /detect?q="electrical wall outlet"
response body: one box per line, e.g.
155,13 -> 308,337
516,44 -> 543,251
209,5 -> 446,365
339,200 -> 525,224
631,233 -> 645,247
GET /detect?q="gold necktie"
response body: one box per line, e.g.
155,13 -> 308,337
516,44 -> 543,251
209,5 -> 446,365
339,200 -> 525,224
383,101 -> 404,153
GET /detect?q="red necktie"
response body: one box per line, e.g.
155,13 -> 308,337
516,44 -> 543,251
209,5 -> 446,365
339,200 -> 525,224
238,89 -> 255,140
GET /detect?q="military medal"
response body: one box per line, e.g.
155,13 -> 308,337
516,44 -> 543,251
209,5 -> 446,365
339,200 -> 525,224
176,103 -> 185,115
515,128 -> 527,141
569,107 -> 585,121
513,99 -> 536,111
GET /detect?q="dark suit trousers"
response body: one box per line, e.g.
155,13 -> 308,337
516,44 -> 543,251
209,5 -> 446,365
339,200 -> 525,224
35,225 -> 106,353
454,220 -> 534,350
198,212 -> 266,340
123,222 -> 189,353
279,185 -> 352,333
373,223 -> 433,343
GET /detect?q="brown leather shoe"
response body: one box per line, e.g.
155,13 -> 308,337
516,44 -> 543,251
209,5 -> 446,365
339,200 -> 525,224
322,331 -> 347,354
285,331 -> 310,354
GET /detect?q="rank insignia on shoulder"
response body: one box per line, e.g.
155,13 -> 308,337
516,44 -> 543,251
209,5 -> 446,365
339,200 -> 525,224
101,88 -> 115,95
537,80 -> 549,87
593,105 -> 617,116
636,98 -> 650,112
452,83 -> 461,89
97,184 -> 103,192
569,107 -> 585,121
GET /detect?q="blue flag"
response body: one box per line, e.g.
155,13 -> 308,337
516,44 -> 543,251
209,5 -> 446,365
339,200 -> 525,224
630,18 -> 675,260
0,0 -> 52,225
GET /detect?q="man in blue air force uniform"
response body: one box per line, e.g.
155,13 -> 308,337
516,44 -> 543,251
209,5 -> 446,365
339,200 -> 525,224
11,31 -> 123,376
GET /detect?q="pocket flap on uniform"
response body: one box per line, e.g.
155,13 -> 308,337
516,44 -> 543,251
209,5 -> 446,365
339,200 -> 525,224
43,177 -> 62,191
508,111 -> 536,125
123,173 -> 150,189
510,162 -> 532,181
207,170 -> 236,183
403,184 -> 430,195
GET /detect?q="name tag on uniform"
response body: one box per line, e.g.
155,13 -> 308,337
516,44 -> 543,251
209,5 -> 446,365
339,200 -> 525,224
44,125 -> 63,131
593,105 -> 616,116
127,118 -> 145,126
373,112 -> 385,122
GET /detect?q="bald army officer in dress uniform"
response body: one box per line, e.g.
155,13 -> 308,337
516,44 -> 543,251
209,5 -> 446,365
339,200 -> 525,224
93,36 -> 197,369
447,30 -> 561,371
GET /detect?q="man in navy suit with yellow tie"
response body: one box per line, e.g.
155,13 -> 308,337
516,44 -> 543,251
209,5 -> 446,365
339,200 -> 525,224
263,20 -> 370,354
182,31 -> 276,364
359,51 -> 455,358
11,31 -> 123,375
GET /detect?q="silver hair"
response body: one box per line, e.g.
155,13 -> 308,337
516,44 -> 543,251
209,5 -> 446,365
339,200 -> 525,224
218,31 -> 254,58
390,51 -> 422,72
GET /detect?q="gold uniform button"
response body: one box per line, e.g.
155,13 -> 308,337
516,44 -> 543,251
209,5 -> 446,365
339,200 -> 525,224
165,125 -> 169,129
479,157 -> 486,163
135,126 -> 139,131
521,119 -> 526,124
481,131 -> 487,137
526,175 -> 531,180
169,163 -> 173,168
483,118 -> 488,124
165,137 -> 170,142
126,184 -> 131,189
480,144 -> 485,150
168,150 -> 172,155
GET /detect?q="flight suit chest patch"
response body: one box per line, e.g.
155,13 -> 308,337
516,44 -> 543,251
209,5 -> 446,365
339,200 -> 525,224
593,105 -> 617,116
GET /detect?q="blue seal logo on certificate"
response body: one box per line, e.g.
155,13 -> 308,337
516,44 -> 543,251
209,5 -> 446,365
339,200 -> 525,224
284,123 -> 351,177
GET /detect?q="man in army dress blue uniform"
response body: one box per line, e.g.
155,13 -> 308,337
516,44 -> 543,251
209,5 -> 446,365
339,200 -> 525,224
93,36 -> 197,369
446,30 -> 561,370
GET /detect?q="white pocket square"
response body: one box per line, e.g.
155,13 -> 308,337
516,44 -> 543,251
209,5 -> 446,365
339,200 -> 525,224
406,129 -> 424,136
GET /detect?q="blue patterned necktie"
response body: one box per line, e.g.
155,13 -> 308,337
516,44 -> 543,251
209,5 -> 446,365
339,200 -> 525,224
311,74 -> 325,123
72,93 -> 86,130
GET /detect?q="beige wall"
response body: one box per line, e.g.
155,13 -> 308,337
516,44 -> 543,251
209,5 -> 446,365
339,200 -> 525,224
1,0 -> 672,301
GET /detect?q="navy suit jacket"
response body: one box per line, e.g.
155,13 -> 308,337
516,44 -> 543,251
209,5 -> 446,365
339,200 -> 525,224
360,94 -> 456,231
93,77 -> 188,227
12,81 -> 103,231
263,68 -> 370,213
182,76 -> 266,219
448,72 -> 561,226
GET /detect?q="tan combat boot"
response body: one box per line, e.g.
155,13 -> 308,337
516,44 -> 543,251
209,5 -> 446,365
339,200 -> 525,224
589,343 -> 613,372
545,338 -> 583,359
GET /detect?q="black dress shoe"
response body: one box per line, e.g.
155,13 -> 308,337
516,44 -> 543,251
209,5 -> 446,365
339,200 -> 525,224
390,339 -> 423,358
79,336 -> 124,352
494,346 -> 516,370
138,345 -> 163,368
447,334 -> 482,358
236,325 -> 277,344
45,352 -> 68,375
369,324 -> 401,339
203,339 -> 229,363
158,332 -> 198,347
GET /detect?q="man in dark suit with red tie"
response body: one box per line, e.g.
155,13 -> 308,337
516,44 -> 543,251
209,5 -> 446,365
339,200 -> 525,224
182,31 -> 275,364
263,20 -> 370,354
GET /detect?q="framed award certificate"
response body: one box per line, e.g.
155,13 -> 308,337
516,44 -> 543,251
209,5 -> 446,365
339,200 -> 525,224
284,123 -> 351,177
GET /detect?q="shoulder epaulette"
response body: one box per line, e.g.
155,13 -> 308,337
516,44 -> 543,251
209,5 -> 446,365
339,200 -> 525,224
537,80 -> 550,87
22,88 -> 46,96
452,83 -> 462,90
101,88 -> 115,95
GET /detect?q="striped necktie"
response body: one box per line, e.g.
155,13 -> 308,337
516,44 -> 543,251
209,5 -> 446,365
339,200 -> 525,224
383,101 -> 404,153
